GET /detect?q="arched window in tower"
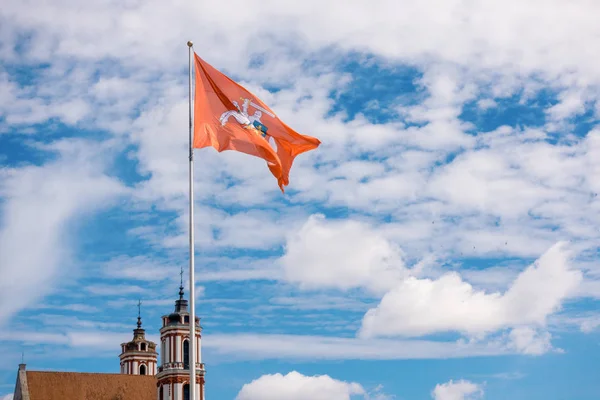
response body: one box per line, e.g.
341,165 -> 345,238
183,339 -> 190,369
183,384 -> 190,400
139,364 -> 146,375
159,385 -> 164,400
141,342 -> 147,351
161,339 -> 165,365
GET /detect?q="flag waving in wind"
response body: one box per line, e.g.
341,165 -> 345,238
193,53 -> 321,192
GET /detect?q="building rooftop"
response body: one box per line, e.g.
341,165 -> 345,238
19,370 -> 156,400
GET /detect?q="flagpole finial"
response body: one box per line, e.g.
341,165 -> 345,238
187,41 -> 193,47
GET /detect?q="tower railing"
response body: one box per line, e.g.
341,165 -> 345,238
157,362 -> 205,373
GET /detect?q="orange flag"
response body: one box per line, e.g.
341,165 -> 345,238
193,53 -> 321,192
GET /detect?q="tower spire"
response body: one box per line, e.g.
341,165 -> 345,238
137,299 -> 142,328
173,266 -> 189,314
179,266 -> 184,300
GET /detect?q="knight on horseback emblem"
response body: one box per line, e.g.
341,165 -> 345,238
220,97 -> 274,139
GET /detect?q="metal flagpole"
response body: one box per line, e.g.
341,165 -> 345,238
187,40 -> 197,400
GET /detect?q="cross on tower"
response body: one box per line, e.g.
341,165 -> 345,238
179,266 -> 185,300
137,299 -> 142,328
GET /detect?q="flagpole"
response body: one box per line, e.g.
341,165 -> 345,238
187,40 -> 197,400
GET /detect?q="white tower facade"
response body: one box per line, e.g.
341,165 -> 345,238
156,284 -> 205,400
119,306 -> 158,376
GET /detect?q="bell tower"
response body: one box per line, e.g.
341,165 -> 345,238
156,272 -> 205,400
119,301 -> 158,375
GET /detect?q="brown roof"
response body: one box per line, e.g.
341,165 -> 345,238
26,371 -> 156,400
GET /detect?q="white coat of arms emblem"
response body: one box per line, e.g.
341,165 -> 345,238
220,98 -> 275,139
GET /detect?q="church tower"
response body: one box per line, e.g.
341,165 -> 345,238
119,301 -> 158,375
156,277 -> 205,400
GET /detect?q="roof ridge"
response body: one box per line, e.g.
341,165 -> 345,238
26,371 -> 156,377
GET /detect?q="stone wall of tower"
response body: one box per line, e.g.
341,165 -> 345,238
120,354 -> 158,375
159,326 -> 202,367
157,379 -> 204,400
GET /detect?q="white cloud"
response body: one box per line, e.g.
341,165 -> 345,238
359,242 -> 581,338
281,214 -> 407,294
198,266 -> 281,282
85,284 -> 147,296
4,0 -> 595,286
0,329 -> 157,353
367,385 -> 394,400
205,333 -> 516,361
0,331 -> 69,345
582,320 -> 600,333
0,140 -> 126,327
3,0 -> 600,89
269,295 -> 370,312
236,371 -> 365,400
546,90 -> 587,122
507,327 -> 553,356
476,99 -> 497,111
432,380 -> 483,400
576,315 -> 600,333
1,0 -> 600,378
30,303 -> 100,313
1,394 -> 14,400
101,255 -> 181,282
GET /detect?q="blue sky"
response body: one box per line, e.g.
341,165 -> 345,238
1,1 -> 600,399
